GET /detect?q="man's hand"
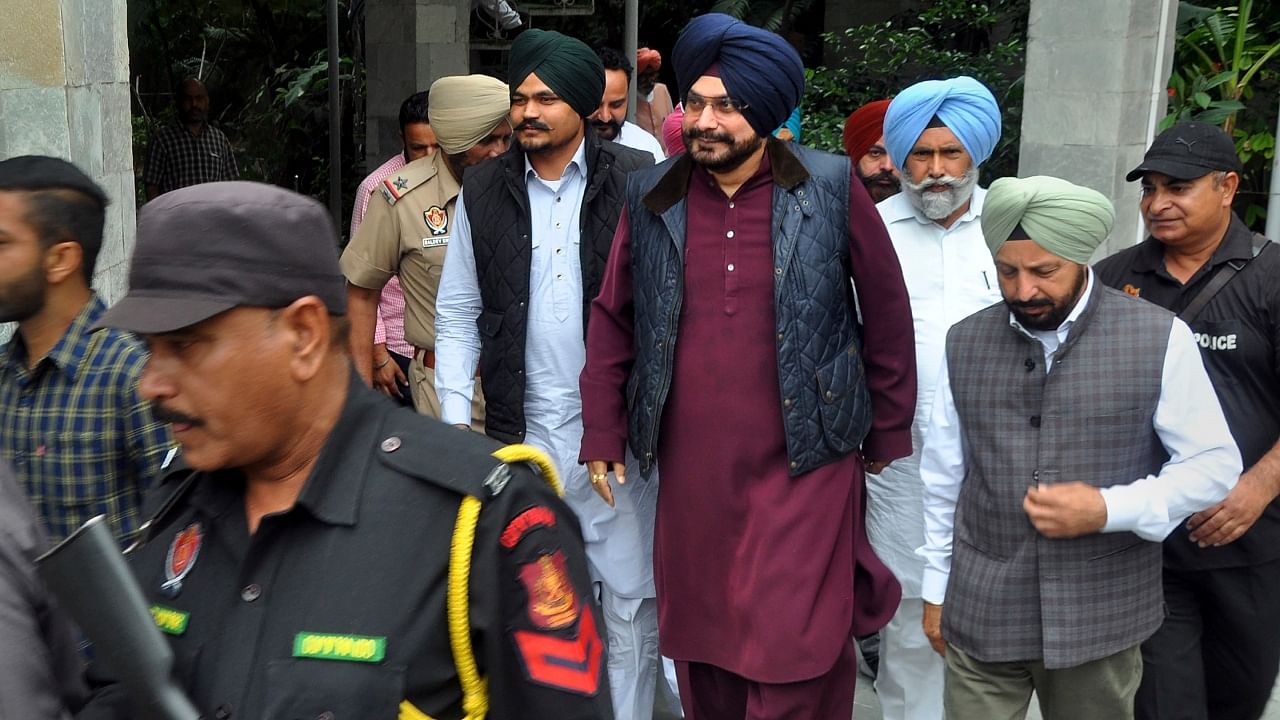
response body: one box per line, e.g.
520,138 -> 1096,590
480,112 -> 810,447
922,602 -> 945,656
371,345 -> 407,399
1187,472 -> 1278,547
585,459 -> 626,508
1023,482 -> 1107,538
864,458 -> 892,475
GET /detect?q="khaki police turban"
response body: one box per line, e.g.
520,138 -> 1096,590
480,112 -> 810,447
981,176 -> 1115,264
428,75 -> 511,155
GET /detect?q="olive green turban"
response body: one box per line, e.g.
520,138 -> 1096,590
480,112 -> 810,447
981,176 -> 1115,264
508,29 -> 604,118
428,75 -> 511,155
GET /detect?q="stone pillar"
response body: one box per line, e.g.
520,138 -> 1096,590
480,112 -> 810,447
0,0 -> 134,341
1017,0 -> 1178,258
364,0 -> 472,168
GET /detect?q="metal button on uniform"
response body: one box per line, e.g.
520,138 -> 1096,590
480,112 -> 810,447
728,202 -> 735,208
1030,416 -> 1041,428
776,332 -> 784,342
789,460 -> 798,470
727,264 -> 735,272
783,398 -> 793,408
775,266 -> 782,275
241,584 -> 262,602
824,390 -> 834,402
380,436 -> 401,453
726,230 -> 734,238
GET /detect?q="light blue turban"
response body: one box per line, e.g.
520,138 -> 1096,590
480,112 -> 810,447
883,76 -> 1001,169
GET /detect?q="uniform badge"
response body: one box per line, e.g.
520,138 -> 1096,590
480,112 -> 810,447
519,551 -> 580,629
1123,283 -> 1141,297
423,205 -> 449,236
162,522 -> 202,594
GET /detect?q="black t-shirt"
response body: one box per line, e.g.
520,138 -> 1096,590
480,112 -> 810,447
1095,215 -> 1280,569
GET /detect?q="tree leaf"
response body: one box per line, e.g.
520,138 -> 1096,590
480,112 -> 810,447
1194,91 -> 1212,108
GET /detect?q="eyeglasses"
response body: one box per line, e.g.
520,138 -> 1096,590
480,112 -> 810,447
685,92 -> 749,116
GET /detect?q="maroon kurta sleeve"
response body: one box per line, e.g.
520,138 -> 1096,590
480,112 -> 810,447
847,168 -> 917,462
579,207 -> 635,464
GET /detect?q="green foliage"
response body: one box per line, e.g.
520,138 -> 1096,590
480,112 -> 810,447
1165,0 -> 1280,227
130,0 -> 359,224
802,0 -> 1027,181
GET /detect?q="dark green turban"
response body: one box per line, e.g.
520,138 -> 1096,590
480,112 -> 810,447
508,29 -> 604,118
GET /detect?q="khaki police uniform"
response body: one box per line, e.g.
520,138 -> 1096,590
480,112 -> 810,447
341,152 -> 484,426
77,378 -> 612,720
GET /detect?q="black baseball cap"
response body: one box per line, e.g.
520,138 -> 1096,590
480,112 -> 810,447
96,181 -> 346,334
1125,121 -> 1243,182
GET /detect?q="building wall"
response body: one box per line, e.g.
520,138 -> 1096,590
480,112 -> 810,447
0,0 -> 134,345
364,0 -> 472,169
1018,0 -> 1178,258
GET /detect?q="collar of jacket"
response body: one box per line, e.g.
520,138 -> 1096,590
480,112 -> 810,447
642,137 -> 811,215
496,127 -> 619,203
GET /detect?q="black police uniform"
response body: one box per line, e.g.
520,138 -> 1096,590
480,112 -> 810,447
77,377 -> 613,719
1095,215 -> 1280,720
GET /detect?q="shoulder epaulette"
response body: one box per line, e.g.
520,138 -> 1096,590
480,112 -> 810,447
378,156 -> 439,206
374,408 -> 509,497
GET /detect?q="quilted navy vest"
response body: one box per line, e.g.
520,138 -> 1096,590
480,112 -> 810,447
624,140 -> 872,477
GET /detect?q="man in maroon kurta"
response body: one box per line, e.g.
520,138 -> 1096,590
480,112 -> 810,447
580,13 -> 916,719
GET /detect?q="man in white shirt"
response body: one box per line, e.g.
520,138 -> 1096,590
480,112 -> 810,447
919,176 -> 1241,720
868,76 -> 1004,720
590,47 -> 666,163
433,29 -> 658,720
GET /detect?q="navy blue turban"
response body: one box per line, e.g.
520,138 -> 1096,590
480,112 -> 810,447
672,13 -> 805,137
884,76 -> 1001,169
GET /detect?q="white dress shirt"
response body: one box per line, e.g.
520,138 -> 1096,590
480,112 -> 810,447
918,268 -> 1243,604
867,187 -> 1002,597
616,121 -> 665,163
434,138 -> 656,599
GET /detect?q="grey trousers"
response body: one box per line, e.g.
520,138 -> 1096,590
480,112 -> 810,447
944,642 -> 1143,720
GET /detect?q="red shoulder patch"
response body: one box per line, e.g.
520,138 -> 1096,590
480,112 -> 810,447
500,506 -> 557,549
513,606 -> 604,696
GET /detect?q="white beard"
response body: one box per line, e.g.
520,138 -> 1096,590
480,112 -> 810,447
901,165 -> 979,221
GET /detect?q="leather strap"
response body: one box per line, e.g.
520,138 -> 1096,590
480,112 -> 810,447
1179,233 -> 1270,324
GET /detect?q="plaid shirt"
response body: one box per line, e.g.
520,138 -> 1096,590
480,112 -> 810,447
0,297 -> 175,546
144,122 -> 239,195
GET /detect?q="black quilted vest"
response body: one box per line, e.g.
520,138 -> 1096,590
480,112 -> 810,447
624,139 -> 873,477
463,134 -> 652,443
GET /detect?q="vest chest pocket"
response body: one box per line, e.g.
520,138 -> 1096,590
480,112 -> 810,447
262,658 -> 405,719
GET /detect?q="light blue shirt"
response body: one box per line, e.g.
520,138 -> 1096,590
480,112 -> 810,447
435,139 -> 588,433
435,139 -> 658,600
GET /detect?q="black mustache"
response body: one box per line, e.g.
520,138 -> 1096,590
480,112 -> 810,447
865,170 -> 897,184
516,120 -> 551,132
1010,299 -> 1053,310
686,129 -> 733,143
151,404 -> 204,427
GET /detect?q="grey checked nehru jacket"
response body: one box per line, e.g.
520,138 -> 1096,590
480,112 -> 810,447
942,280 -> 1173,669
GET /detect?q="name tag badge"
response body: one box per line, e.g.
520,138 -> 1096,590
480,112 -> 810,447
422,236 -> 449,249
151,604 -> 190,635
293,632 -> 387,663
